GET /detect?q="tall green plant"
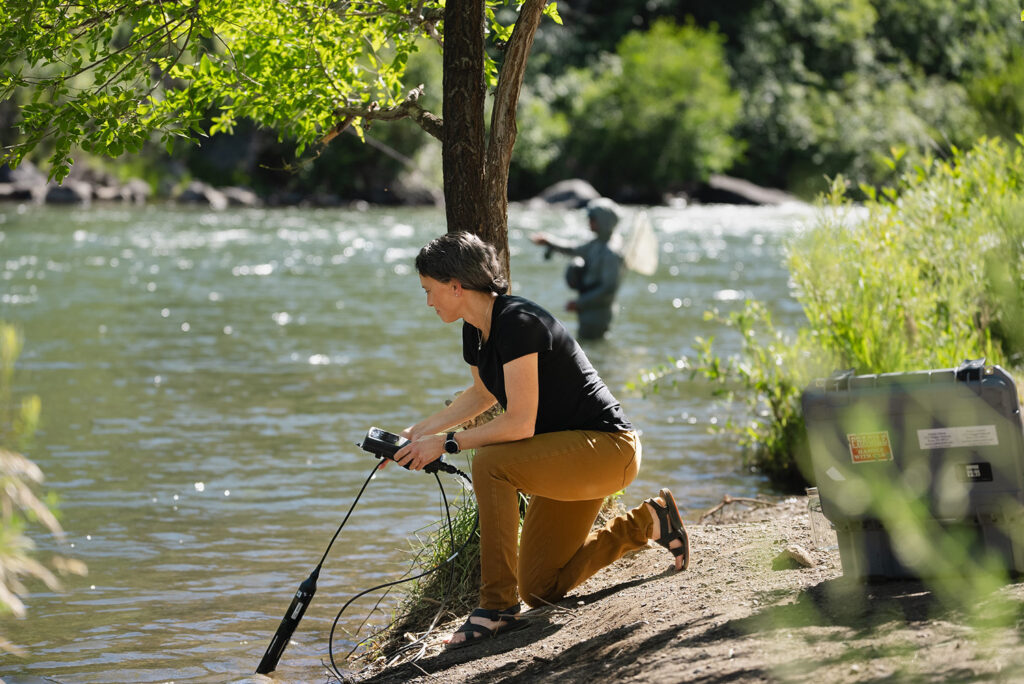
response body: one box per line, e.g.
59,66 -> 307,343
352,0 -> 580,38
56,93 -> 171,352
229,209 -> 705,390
0,323 -> 86,656
790,138 -> 1024,373
690,302 -> 826,488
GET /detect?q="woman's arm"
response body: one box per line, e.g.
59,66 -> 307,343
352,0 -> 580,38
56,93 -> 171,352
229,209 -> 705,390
454,353 -> 538,450
403,367 -> 497,440
395,354 -> 540,470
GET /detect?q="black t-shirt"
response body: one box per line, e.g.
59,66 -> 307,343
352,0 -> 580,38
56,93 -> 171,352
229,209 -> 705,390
462,295 -> 633,434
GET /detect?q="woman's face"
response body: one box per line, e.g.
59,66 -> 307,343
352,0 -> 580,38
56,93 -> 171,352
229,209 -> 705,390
419,275 -> 461,323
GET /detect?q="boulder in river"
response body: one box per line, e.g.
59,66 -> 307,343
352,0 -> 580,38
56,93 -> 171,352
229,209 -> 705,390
175,181 -> 228,210
696,174 -> 802,206
44,179 -> 93,206
528,179 -> 601,209
221,186 -> 262,207
0,161 -> 47,202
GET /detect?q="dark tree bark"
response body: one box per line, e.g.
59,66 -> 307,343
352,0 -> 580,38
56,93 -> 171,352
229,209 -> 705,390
442,0 -> 487,239
438,0 -> 549,278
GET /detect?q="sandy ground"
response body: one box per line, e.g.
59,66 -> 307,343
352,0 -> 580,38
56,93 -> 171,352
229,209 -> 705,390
336,495 -> 1024,684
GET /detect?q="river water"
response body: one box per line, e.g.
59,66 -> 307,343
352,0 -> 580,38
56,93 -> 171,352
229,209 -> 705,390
0,201 -> 815,682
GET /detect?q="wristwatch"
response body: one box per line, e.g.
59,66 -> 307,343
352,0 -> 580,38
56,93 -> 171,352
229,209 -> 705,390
443,431 -> 460,454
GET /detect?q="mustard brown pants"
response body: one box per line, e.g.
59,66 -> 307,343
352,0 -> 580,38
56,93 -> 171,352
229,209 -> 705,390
471,429 -> 654,609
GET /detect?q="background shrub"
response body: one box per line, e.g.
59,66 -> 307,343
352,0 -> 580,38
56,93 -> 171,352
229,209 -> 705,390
671,137 -> 1024,487
515,19 -> 742,202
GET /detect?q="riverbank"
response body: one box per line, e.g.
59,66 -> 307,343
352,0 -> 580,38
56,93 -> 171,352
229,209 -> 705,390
1,158 -> 800,210
346,496 -> 1024,683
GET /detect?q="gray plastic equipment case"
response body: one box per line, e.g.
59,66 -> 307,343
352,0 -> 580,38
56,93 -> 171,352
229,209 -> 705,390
801,359 -> 1024,580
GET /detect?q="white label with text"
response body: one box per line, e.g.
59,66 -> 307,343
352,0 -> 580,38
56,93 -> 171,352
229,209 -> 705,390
917,425 -> 998,450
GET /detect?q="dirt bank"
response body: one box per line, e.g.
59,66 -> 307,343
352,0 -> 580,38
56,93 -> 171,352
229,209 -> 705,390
345,495 -> 1024,683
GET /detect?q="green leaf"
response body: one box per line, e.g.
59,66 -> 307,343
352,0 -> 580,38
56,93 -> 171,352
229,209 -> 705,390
544,2 -> 563,25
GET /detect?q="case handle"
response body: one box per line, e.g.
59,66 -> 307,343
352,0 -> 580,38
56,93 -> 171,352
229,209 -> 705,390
955,358 -> 987,382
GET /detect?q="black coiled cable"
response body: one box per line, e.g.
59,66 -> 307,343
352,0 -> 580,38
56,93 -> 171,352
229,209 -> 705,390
323,459 -> 476,681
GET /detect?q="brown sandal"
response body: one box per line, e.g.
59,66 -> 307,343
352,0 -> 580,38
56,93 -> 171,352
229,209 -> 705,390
646,488 -> 690,571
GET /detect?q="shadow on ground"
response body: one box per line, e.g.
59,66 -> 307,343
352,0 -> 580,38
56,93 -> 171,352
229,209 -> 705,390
693,576 -> 1024,646
352,527 -> 1024,684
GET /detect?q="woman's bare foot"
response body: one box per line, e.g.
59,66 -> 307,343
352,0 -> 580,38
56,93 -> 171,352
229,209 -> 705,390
646,498 -> 687,572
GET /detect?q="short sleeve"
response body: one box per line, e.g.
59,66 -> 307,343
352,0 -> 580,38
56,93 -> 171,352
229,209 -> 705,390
495,309 -> 553,362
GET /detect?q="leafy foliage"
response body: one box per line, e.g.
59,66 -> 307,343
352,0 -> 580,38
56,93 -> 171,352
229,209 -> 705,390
0,0 -> 565,183
119,33 -> 445,200
0,323 -> 86,655
632,301 -> 822,488
690,303 -> 823,488
516,19 -> 741,200
1,0 -> 433,180
517,0 -> 1024,201
731,0 -> 1021,196
4,1 -> 1021,202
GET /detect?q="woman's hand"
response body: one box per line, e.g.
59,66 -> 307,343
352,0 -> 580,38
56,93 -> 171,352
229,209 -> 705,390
394,434 -> 444,471
376,426 -> 421,471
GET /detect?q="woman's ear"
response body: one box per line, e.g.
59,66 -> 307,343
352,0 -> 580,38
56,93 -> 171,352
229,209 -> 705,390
451,280 -> 463,297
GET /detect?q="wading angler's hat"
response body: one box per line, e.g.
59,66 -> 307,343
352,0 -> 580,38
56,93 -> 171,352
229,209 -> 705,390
586,198 -> 621,239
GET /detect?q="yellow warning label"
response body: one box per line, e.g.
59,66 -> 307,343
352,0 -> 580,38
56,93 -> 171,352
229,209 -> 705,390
847,431 -> 894,463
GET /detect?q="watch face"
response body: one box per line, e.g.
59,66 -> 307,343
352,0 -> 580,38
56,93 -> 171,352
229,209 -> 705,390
445,437 -> 458,453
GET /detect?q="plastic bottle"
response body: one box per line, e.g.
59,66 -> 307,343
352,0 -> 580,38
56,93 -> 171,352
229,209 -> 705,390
805,487 -> 838,550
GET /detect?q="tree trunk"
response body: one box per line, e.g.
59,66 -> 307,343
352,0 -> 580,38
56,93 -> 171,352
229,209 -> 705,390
442,0 -> 486,239
482,0 -> 548,278
441,0 -> 548,279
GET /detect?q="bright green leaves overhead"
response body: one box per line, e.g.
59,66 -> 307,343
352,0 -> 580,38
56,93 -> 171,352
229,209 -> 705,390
542,3 -> 562,25
2,0 -> 566,180
1,0 -> 450,179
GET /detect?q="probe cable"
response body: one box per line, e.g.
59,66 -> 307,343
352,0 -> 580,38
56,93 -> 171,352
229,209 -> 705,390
256,461 -> 383,675
321,462 -> 382,567
255,441 -> 476,679
326,465 -> 477,680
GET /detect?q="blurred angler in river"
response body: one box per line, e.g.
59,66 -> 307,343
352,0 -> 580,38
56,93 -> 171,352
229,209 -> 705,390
530,198 -> 625,341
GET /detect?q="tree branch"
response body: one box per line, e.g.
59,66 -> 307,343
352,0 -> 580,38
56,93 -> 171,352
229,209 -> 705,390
323,84 -> 443,144
487,0 -> 546,165
415,3 -> 444,47
699,494 -> 775,523
482,0 -> 548,252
